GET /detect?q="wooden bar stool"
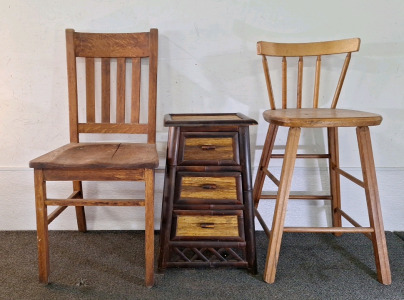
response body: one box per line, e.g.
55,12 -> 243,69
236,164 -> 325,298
253,38 -> 391,285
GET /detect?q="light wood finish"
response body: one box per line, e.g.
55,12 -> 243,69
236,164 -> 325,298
179,132 -> 240,166
180,176 -> 238,200
254,38 -> 391,285
176,215 -> 240,237
184,137 -> 234,161
257,38 -> 360,57
263,127 -> 300,284
356,126 -> 391,284
29,28 -> 159,287
263,108 -> 382,128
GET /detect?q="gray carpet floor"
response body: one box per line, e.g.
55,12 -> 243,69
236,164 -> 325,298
1,231 -> 404,299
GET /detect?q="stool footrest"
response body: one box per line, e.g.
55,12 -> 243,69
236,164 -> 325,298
260,193 -> 332,200
283,227 -> 374,233
45,198 -> 146,206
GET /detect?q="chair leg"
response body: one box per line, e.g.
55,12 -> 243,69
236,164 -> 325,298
144,169 -> 155,287
264,127 -> 301,284
328,127 -> 342,235
356,126 -> 391,285
253,123 -> 278,208
34,169 -> 50,284
73,181 -> 87,232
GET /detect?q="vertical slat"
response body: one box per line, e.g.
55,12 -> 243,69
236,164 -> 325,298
282,57 -> 287,109
131,58 -> 141,123
297,56 -> 303,108
356,126 -> 391,285
331,53 -> 351,109
66,29 -> 79,143
147,29 -> 158,143
85,58 -> 95,123
101,58 -> 111,123
116,58 -> 126,123
313,55 -> 321,108
262,56 -> 276,110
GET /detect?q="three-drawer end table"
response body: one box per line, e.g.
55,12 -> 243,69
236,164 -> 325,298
158,113 -> 257,274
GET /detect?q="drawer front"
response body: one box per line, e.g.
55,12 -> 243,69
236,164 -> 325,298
178,132 -> 239,165
172,210 -> 244,240
175,172 -> 243,205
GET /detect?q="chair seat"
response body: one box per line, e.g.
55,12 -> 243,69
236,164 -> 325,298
29,143 -> 159,169
263,108 -> 382,128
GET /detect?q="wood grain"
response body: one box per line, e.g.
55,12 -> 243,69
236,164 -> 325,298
257,38 -> 360,56
263,108 -> 382,128
180,176 -> 237,200
176,215 -> 239,237
30,28 -> 159,287
184,137 -> 234,161
254,36 -> 391,285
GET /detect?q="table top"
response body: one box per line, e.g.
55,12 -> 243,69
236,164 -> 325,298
164,113 -> 257,127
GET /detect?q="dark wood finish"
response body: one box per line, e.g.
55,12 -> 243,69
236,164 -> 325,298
164,113 -> 257,126
158,113 -> 257,274
29,28 -> 159,287
253,38 -> 391,285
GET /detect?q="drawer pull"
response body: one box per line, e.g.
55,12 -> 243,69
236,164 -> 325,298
201,145 -> 216,150
201,184 -> 217,190
200,223 -> 215,229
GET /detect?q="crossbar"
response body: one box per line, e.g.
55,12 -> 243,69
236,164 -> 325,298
254,208 -> 271,238
260,193 -> 332,200
334,167 -> 364,187
283,227 -> 374,233
263,169 -> 280,186
45,198 -> 145,206
338,208 -> 372,239
271,153 -> 330,159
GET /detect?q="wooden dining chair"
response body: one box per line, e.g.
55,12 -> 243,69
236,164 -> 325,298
29,28 -> 158,287
253,38 -> 391,285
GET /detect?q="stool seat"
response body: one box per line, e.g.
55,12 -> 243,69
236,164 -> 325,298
263,108 -> 382,128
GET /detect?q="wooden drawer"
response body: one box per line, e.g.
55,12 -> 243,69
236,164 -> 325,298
175,172 -> 242,205
178,132 -> 239,165
172,210 -> 244,241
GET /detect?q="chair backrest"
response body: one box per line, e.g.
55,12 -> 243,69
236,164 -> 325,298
257,38 -> 360,110
66,28 -> 158,143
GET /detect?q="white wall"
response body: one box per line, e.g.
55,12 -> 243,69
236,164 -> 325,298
1,0 -> 403,230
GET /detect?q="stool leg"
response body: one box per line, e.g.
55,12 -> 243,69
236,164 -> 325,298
328,127 -> 342,235
253,123 -> 278,208
264,127 -> 301,283
144,169 -> 155,288
34,169 -> 50,284
356,126 -> 391,285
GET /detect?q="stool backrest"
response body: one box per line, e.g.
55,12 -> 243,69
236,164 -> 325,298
257,38 -> 360,110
